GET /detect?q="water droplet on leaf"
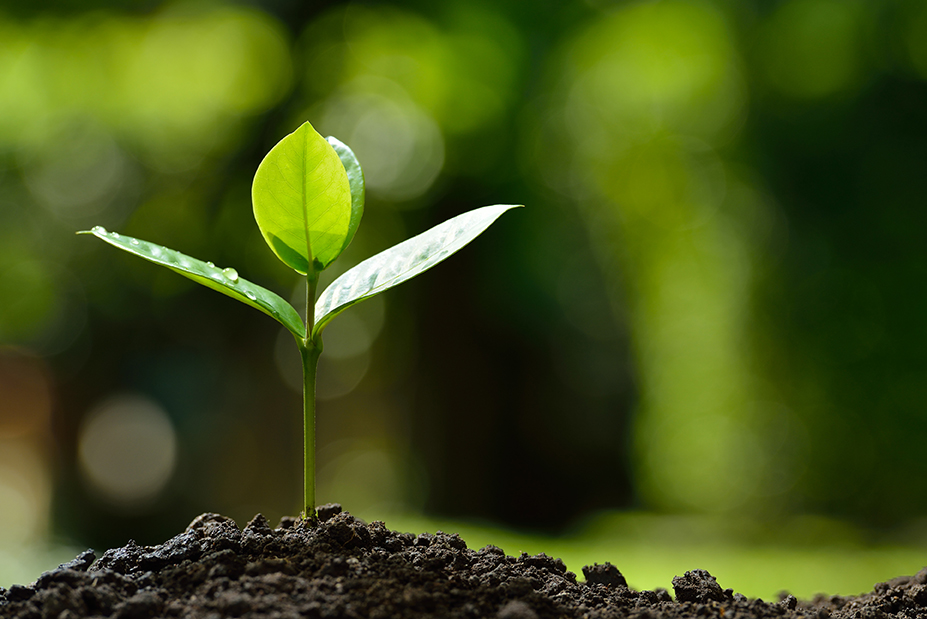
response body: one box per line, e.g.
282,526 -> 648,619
92,225 -> 107,235
206,262 -> 215,268
245,291 -> 257,300
130,239 -> 140,245
222,267 -> 239,282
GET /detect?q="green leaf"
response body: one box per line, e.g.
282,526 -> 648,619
326,136 -> 365,257
252,122 -> 353,275
79,227 -> 305,338
313,204 -> 521,338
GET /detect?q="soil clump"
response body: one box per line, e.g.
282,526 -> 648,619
2,504 -> 925,618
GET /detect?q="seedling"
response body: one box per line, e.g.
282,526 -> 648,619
80,121 -> 519,519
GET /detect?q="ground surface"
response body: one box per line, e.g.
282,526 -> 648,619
2,505 -> 925,618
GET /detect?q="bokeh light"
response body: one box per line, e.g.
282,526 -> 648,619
0,6 -> 292,167
77,394 -> 178,510
758,0 -> 866,100
563,0 -> 745,145
22,121 -> 131,222
0,439 -> 51,544
274,294 -> 385,400
320,88 -> 445,203
317,439 -> 409,517
0,349 -> 53,544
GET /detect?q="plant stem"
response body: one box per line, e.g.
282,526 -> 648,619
300,271 -> 321,520
300,339 -> 321,519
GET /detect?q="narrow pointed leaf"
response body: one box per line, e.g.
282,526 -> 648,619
326,136 -> 365,256
314,204 -> 521,337
79,227 -> 305,338
253,122 -> 352,275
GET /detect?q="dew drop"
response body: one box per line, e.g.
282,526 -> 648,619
222,267 -> 239,283
206,262 -> 215,268
110,231 -> 120,239
245,291 -> 257,300
91,225 -> 107,235
130,239 -> 140,246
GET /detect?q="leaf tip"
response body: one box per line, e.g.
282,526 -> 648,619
78,225 -> 109,236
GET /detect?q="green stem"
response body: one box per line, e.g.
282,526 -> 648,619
300,272 -> 321,520
300,339 -> 321,519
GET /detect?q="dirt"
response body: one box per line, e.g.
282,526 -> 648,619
2,505 -> 926,619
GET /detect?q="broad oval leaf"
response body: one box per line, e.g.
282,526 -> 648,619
326,136 -> 365,257
253,122 -> 352,275
79,227 -> 305,338
313,204 -> 521,338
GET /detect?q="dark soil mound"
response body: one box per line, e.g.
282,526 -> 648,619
2,505 -> 926,618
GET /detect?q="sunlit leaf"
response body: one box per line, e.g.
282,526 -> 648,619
326,136 -> 365,256
252,122 -> 352,275
313,204 -> 521,337
79,227 -> 305,338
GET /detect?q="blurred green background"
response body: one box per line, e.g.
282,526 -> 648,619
3,0 -> 927,599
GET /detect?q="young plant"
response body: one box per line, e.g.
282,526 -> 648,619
80,121 -> 519,519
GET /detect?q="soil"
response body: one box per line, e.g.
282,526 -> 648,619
2,505 -> 926,619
